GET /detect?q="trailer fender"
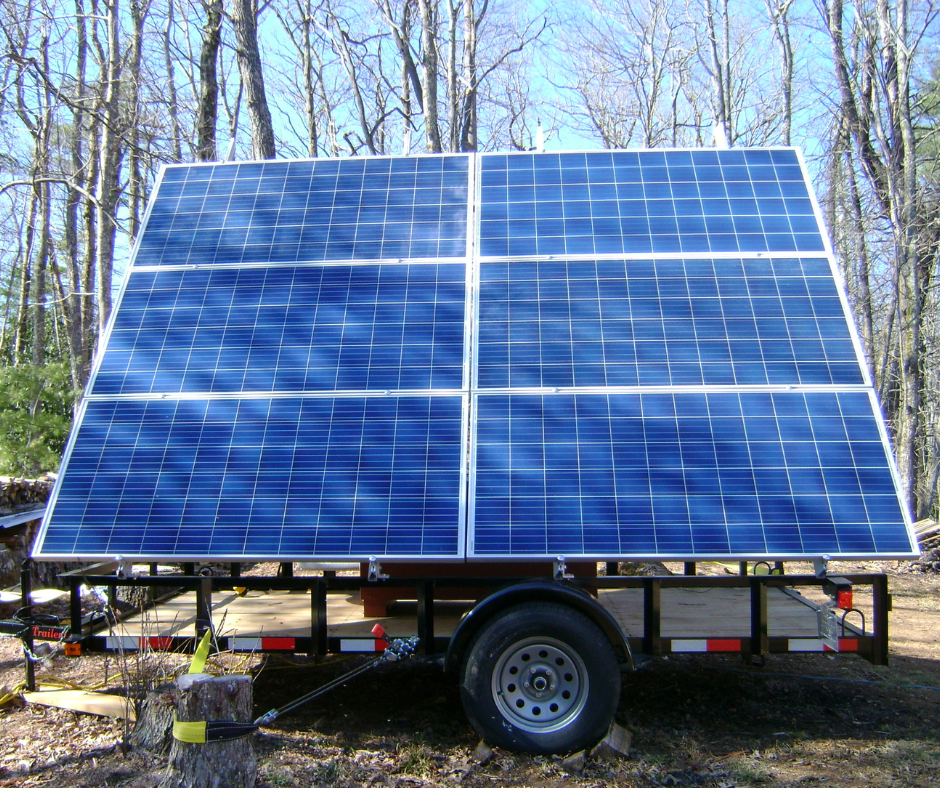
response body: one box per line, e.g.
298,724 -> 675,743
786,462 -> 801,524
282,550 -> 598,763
444,580 -> 633,673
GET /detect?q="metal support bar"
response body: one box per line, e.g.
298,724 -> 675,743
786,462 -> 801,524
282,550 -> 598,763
417,580 -> 435,655
230,562 -> 241,578
311,580 -> 327,657
278,562 -> 294,578
642,578 -> 661,655
684,562 -> 696,576
182,562 -> 196,576
20,561 -> 35,692
69,577 -> 83,639
195,577 -> 212,642
872,573 -> 890,666
749,579 -> 768,658
739,561 -> 748,576
606,561 -> 619,577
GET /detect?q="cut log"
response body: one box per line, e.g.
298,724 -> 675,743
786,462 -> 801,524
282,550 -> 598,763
590,722 -> 633,760
159,674 -> 257,788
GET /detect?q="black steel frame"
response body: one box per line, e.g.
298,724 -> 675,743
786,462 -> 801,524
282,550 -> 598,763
16,563 -> 888,672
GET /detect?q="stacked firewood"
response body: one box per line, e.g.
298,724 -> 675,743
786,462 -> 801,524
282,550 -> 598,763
0,476 -> 53,512
899,519 -> 940,574
0,476 -> 58,588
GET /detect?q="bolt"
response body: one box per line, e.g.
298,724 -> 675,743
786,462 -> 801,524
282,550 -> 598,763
546,669 -> 552,676
523,681 -> 530,688
530,667 -> 536,674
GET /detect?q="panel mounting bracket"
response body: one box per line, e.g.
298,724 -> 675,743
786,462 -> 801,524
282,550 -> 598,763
553,556 -> 572,580
813,555 -> 831,577
367,557 -> 389,583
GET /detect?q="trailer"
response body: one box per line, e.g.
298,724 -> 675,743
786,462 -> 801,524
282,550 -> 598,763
27,147 -> 919,754
7,557 -> 889,754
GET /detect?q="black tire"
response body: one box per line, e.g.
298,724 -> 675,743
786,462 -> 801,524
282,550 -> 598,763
459,602 -> 621,755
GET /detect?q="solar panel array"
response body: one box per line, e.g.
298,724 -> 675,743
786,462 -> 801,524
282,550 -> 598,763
34,148 -> 917,562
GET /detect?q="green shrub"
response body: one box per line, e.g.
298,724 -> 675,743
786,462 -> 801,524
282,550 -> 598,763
0,361 -> 77,476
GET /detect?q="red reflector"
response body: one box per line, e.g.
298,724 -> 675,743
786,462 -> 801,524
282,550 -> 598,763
836,588 -> 853,610
371,623 -> 386,639
144,637 -> 173,650
707,639 -> 742,652
261,638 -> 296,650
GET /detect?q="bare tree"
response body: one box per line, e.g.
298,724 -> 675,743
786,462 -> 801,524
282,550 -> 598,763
197,0 -> 224,161
820,0 -> 940,514
762,0 -> 795,144
230,0 -> 276,158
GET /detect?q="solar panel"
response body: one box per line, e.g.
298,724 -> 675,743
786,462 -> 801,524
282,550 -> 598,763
475,257 -> 862,388
478,149 -> 823,257
94,263 -> 467,395
43,396 -> 465,558
34,147 -> 917,562
140,155 -> 469,265
471,391 -> 907,558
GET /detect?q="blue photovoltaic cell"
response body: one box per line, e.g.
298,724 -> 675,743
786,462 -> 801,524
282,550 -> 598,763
472,391 -> 913,557
41,396 -> 464,559
93,263 -> 466,395
136,155 -> 469,265
477,257 -> 862,388
479,149 -> 825,257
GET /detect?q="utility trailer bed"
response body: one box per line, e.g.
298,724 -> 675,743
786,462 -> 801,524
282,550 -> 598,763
103,583 -> 863,652
48,567 -> 886,664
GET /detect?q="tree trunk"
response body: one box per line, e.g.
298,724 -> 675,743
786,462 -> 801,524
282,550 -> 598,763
231,0 -> 275,159
163,2 -> 183,162
95,0 -> 124,338
14,191 -> 36,362
418,0 -> 442,152
160,675 -> 256,788
704,0 -> 729,144
196,0 -> 223,161
459,0 -> 478,152
128,0 -> 150,241
31,179 -> 49,366
301,0 -> 318,157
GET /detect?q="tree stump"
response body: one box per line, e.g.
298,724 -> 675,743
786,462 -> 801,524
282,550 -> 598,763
159,674 -> 257,788
129,682 -> 177,755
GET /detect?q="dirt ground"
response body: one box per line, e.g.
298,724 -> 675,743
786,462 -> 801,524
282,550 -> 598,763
0,561 -> 938,788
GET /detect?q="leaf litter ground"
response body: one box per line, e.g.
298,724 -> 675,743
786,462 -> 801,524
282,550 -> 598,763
0,561 -> 938,788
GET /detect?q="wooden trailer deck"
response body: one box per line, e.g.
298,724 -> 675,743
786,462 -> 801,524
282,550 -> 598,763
109,584 -> 828,642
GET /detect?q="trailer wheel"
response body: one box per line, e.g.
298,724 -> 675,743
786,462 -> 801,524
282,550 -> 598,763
459,602 -> 620,755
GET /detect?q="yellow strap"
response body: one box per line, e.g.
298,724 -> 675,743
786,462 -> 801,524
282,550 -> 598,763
189,630 -> 212,674
173,715 -> 208,744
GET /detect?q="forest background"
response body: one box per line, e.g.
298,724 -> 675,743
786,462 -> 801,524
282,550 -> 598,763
0,0 -> 938,523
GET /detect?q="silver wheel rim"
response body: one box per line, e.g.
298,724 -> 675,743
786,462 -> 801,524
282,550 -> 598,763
491,636 -> 589,733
